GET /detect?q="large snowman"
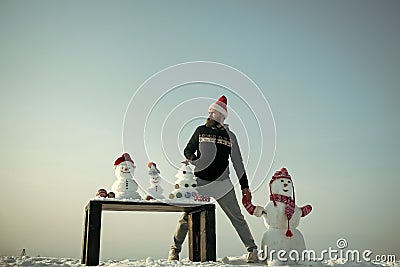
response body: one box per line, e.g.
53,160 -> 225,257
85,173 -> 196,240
243,168 -> 312,264
111,153 -> 141,200
146,162 -> 164,200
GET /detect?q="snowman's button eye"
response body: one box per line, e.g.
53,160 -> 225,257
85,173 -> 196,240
288,181 -> 291,183
281,180 -> 284,182
192,184 -> 196,187
185,184 -> 189,187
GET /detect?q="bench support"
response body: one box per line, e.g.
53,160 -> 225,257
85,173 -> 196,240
81,201 -> 102,266
81,200 -> 215,266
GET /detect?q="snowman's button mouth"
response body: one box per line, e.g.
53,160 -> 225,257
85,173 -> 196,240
283,189 -> 288,192
121,171 -> 130,173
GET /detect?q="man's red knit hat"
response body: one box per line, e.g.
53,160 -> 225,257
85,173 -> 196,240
208,95 -> 228,118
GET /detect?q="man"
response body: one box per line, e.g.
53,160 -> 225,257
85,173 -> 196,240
168,95 -> 258,263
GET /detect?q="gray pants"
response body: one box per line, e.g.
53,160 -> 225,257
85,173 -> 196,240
170,178 -> 257,253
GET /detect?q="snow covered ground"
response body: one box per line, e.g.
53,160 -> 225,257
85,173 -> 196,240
0,255 -> 398,267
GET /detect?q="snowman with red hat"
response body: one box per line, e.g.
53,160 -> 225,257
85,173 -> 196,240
111,153 -> 141,200
242,168 -> 312,264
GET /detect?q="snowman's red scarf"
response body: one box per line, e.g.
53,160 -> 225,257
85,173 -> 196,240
270,193 -> 295,237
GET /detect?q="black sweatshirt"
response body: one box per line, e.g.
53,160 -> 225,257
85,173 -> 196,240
184,122 -> 249,190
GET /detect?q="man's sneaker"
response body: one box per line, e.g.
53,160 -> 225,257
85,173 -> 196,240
168,249 -> 180,261
246,249 -> 258,263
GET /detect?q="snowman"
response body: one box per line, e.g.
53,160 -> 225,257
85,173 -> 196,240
242,168 -> 312,264
111,153 -> 141,200
169,163 -> 209,202
146,162 -> 164,200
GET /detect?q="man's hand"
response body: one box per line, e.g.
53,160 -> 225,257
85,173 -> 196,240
181,159 -> 190,166
242,188 -> 252,202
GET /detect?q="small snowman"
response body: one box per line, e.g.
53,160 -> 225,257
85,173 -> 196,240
242,168 -> 312,264
169,164 -> 199,202
146,162 -> 164,200
111,153 -> 141,200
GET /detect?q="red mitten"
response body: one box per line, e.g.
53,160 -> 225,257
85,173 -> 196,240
242,195 -> 256,215
301,205 -> 312,217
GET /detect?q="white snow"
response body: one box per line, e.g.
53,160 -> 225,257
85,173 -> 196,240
0,255 -> 398,267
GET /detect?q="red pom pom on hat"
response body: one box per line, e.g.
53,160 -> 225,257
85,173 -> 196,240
217,95 -> 227,108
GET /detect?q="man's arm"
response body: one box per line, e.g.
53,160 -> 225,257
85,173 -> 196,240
229,131 -> 250,191
184,127 -> 199,161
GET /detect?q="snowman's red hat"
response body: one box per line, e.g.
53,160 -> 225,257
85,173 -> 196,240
270,167 -> 292,183
114,153 -> 134,166
208,95 -> 228,118
148,161 -> 160,173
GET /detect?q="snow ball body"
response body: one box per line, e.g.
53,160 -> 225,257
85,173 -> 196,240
111,160 -> 141,199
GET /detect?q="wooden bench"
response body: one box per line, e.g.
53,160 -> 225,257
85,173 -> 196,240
81,200 -> 216,266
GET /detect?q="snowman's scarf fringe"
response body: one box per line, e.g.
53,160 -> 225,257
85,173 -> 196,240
270,194 -> 295,237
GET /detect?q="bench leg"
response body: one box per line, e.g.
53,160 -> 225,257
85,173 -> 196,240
188,209 -> 216,262
84,201 -> 102,266
81,206 -> 89,264
200,209 -> 216,261
188,211 -> 201,261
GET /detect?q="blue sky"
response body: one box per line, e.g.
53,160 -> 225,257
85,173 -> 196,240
0,0 -> 399,261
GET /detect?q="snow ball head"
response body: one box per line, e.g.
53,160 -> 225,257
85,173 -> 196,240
270,178 -> 293,197
150,173 -> 161,184
114,153 -> 136,179
114,161 -> 136,180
